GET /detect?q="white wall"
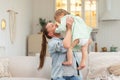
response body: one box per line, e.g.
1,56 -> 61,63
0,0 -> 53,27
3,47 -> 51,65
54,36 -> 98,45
0,0 -> 33,56
32,0 -> 55,33
96,0 -> 120,52
1,0 -> 120,56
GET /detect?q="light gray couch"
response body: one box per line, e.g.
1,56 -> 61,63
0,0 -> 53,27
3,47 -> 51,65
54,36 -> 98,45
1,52 -> 120,80
0,56 -> 51,80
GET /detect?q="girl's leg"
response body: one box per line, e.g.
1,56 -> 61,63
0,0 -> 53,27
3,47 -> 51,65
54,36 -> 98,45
62,39 -> 79,66
77,40 -> 89,70
88,38 -> 92,46
62,47 -> 73,65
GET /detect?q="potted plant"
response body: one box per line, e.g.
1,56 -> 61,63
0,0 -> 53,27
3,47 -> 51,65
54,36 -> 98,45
39,18 -> 52,32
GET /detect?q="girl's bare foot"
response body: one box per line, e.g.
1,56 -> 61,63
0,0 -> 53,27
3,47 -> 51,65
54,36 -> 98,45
77,65 -> 85,70
62,61 -> 72,66
77,62 -> 86,70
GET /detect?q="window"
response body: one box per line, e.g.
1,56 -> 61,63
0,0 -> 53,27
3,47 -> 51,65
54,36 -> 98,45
56,0 -> 97,28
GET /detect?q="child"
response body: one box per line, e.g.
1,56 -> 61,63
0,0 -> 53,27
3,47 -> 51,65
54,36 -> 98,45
54,9 -> 92,70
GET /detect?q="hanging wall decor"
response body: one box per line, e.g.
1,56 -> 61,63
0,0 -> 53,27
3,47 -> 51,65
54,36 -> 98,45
7,10 -> 18,44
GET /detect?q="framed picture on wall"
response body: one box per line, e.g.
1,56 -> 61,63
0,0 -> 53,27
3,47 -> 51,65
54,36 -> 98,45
1,19 -> 6,30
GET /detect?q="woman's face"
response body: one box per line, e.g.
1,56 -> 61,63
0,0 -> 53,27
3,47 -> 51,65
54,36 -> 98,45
46,22 -> 57,37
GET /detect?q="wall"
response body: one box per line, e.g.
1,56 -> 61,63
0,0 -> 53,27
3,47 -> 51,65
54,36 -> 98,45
32,0 -> 55,33
0,0 -> 33,56
96,0 -> 120,52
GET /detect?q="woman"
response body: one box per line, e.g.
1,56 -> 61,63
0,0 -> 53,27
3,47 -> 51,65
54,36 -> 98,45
38,17 -> 82,80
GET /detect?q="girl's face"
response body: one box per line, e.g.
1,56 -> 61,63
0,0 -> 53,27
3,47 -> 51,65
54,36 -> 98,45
46,22 -> 57,37
55,14 -> 64,23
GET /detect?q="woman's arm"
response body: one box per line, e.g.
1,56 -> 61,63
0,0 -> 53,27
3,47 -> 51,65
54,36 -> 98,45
63,17 -> 74,49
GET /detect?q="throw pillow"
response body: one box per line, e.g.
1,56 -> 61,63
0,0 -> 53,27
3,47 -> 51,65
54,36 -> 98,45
87,52 -> 120,79
0,58 -> 11,77
108,63 -> 120,76
87,67 -> 110,79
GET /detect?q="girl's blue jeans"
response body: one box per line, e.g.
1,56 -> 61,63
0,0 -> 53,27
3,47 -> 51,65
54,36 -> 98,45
52,75 -> 81,80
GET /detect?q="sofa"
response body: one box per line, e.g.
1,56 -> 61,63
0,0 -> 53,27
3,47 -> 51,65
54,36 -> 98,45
86,52 -> 120,80
0,56 -> 51,80
0,52 -> 120,80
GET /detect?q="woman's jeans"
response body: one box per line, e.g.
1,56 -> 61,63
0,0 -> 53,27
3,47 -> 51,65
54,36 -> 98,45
52,75 -> 80,80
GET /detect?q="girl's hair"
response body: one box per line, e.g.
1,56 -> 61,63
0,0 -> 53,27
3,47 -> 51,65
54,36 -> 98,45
54,9 -> 70,20
38,23 -> 52,70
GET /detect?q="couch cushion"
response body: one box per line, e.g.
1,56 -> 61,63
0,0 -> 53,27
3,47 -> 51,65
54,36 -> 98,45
8,56 -> 38,77
0,78 -> 49,80
1,56 -> 51,79
0,58 -> 11,77
87,52 -> 120,79
35,56 -> 52,78
108,63 -> 120,76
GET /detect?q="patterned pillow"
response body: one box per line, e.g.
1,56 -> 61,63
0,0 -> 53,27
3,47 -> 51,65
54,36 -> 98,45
108,64 -> 120,76
0,59 -> 11,77
87,67 -> 110,79
87,52 -> 120,79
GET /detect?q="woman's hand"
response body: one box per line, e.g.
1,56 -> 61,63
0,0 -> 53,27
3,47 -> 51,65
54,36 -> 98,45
66,17 -> 74,30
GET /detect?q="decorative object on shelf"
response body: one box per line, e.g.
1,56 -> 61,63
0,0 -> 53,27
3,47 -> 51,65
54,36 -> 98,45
95,42 -> 98,52
39,18 -> 51,32
91,29 -> 98,52
1,19 -> 6,30
110,45 -> 118,52
101,47 -> 107,52
7,10 -> 18,44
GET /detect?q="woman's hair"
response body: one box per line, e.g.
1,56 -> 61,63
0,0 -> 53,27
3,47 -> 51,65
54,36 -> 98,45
38,23 -> 52,70
54,9 -> 70,20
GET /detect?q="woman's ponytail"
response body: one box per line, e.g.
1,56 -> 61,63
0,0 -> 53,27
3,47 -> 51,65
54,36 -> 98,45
38,24 -> 52,70
38,32 -> 47,69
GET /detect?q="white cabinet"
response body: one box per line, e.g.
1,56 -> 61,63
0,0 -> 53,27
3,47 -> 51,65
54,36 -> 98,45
27,34 -> 49,56
100,0 -> 120,21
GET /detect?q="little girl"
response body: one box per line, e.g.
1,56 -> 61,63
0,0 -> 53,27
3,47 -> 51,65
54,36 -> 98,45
54,9 -> 92,70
